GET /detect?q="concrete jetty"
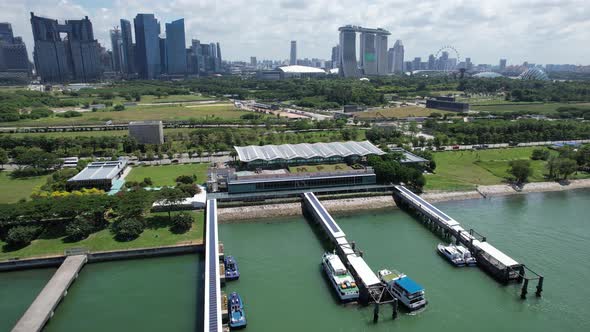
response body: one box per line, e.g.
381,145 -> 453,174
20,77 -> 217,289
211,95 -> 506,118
12,255 -> 87,332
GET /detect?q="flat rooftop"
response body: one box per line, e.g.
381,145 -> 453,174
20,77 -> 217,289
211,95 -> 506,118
234,141 -> 385,163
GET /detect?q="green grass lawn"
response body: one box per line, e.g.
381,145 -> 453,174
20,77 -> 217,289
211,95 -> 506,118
425,147 -> 549,191
0,211 -> 204,261
0,171 -> 48,204
288,163 -> 352,173
471,102 -> 590,114
356,106 -> 451,119
126,163 -> 209,186
0,103 -> 246,127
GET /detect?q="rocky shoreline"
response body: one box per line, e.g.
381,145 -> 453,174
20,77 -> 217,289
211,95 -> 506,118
217,179 -> 590,222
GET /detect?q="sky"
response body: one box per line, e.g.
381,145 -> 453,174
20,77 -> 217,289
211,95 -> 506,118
1,0 -> 589,65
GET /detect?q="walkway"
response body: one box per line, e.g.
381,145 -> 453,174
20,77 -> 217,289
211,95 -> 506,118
204,199 -> 222,332
12,255 -> 87,332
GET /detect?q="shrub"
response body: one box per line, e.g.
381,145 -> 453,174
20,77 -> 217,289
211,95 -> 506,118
113,104 -> 125,111
143,177 -> 153,186
6,225 -> 40,247
113,218 -> 145,241
177,183 -> 200,196
531,148 -> 550,161
175,175 -> 195,184
171,212 -> 193,233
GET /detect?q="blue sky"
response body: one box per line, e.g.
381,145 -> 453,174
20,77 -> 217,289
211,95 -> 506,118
1,0 -> 589,65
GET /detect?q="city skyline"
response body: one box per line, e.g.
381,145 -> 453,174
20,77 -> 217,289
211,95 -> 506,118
0,0 -> 588,65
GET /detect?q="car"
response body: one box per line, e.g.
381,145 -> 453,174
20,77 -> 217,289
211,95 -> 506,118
452,145 -> 460,150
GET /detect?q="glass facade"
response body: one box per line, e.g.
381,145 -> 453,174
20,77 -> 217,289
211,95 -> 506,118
165,18 -> 187,75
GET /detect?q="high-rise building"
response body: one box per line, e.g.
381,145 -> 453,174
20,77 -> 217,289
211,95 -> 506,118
465,57 -> 472,71
165,18 -> 187,75
134,13 -> 161,79
190,39 -> 201,74
360,32 -> 377,75
391,39 -> 404,74
499,59 -> 507,72
30,13 -> 101,82
0,23 -> 14,43
109,27 -> 123,72
0,23 -> 30,78
428,54 -> 435,70
250,56 -> 257,67
412,57 -> 421,72
331,45 -> 340,66
290,40 -> 297,65
339,27 -> 359,78
376,34 -> 388,75
120,19 -> 135,75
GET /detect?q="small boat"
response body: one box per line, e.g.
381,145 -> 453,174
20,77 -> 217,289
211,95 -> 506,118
437,243 -> 466,266
378,269 -> 427,311
228,292 -> 247,329
455,245 -> 477,266
224,256 -> 240,280
321,252 -> 359,302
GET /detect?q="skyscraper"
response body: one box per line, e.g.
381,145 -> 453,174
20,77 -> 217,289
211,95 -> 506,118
120,19 -> 134,75
0,23 -> 29,77
290,40 -> 297,65
30,13 -> 101,82
109,27 -> 123,72
165,19 -> 187,75
499,59 -> 507,72
338,27 -> 359,78
428,54 -> 435,70
360,32 -> 377,75
0,23 -> 14,43
413,57 -> 421,72
250,57 -> 257,67
134,13 -> 161,79
376,34 -> 388,75
331,45 -> 340,66
391,39 -> 404,74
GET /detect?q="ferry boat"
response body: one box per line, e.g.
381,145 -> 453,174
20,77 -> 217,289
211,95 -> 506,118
228,292 -> 247,329
378,269 -> 427,311
224,256 -> 240,280
455,245 -> 477,266
437,243 -> 466,266
321,252 -> 359,302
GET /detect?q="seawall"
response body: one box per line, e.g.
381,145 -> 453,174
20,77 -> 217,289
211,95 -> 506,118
0,244 -> 203,272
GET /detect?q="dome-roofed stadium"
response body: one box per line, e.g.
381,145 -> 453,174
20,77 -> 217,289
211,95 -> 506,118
519,68 -> 549,81
473,71 -> 504,78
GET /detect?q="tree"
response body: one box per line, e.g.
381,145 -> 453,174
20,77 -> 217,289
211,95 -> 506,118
0,148 -> 8,169
531,148 -> 550,161
171,212 -> 193,233
113,218 -> 144,241
157,187 -> 187,220
175,175 -> 195,184
509,160 -> 533,184
229,150 -> 238,161
113,104 -> 125,111
5,225 -> 40,247
557,158 -> 578,180
65,214 -> 95,241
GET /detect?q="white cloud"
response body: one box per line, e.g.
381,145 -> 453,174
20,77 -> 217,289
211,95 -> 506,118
0,0 -> 588,64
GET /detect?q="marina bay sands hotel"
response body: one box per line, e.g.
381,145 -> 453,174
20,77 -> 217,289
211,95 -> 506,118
338,25 -> 391,78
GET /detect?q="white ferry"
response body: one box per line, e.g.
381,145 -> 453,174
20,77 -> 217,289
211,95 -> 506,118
322,252 -> 359,302
378,269 -> 427,311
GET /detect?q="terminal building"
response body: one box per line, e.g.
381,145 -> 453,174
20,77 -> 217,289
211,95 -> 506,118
128,120 -> 164,144
209,141 -> 386,194
67,159 -> 128,191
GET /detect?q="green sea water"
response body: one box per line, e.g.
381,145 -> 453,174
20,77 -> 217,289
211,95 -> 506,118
1,189 -> 589,331
220,189 -> 590,331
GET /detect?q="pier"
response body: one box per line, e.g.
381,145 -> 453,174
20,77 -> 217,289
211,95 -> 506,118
12,255 -> 87,332
204,199 -> 226,332
302,192 -> 397,317
393,185 -> 543,298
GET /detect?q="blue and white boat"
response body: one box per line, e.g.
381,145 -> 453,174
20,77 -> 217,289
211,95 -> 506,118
228,292 -> 247,329
321,252 -> 359,302
378,269 -> 427,311
224,256 -> 240,280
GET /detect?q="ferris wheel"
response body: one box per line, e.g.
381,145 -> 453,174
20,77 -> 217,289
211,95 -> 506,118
434,45 -> 461,72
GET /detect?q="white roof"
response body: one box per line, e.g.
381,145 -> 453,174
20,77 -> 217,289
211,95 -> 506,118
68,159 -> 127,182
475,242 -> 519,267
326,254 -> 347,273
347,255 -> 381,286
278,65 -> 326,74
235,141 -> 385,162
